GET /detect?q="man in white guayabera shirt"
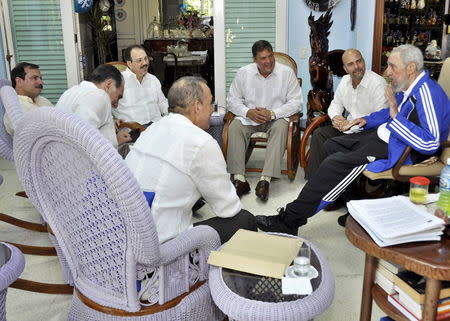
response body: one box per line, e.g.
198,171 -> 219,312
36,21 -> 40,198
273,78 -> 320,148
4,62 -> 53,136
56,64 -> 131,149
304,49 -> 388,180
226,40 -> 303,202
125,76 -> 256,244
113,44 -> 168,141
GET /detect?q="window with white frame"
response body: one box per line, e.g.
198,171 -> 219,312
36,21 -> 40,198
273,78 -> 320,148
184,0 -> 214,16
224,0 -> 276,92
7,0 -> 68,103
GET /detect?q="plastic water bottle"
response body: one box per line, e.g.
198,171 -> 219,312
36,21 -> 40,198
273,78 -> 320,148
437,158 -> 450,215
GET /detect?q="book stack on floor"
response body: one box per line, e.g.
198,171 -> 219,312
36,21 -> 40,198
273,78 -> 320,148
375,260 -> 450,321
348,196 -> 445,247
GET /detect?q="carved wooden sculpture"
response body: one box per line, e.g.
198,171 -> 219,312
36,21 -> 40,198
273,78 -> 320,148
307,10 -> 334,123
300,10 -> 346,168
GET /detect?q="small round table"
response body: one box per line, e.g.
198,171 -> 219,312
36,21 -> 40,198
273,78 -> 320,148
345,216 -> 450,321
208,236 -> 335,321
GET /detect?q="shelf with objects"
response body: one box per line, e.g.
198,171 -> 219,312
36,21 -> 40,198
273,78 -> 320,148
372,0 -> 449,79
143,6 -> 214,96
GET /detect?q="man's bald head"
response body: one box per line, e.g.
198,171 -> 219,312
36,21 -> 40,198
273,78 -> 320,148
342,48 -> 366,85
167,76 -> 213,130
342,49 -> 363,63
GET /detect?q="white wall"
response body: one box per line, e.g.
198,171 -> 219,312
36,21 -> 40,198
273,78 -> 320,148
287,0 -> 377,114
115,0 -> 160,60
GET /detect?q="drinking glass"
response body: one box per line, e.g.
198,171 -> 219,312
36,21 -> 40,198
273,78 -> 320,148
293,246 -> 311,277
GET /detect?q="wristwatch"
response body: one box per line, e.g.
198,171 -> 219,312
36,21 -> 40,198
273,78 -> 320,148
270,110 -> 276,120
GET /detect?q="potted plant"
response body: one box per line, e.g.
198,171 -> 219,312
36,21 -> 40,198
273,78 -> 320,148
88,2 -> 116,64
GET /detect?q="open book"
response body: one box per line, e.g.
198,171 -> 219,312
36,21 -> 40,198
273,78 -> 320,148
348,196 -> 445,247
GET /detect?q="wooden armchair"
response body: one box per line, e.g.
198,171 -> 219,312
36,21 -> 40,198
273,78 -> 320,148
438,57 -> 450,97
363,134 -> 450,185
106,61 -> 128,72
273,52 -> 302,88
221,52 -> 303,181
222,112 -> 302,181
117,121 -> 146,132
299,113 -> 330,168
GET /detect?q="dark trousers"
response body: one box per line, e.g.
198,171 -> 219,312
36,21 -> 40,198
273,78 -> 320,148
282,129 -> 389,228
304,126 -> 343,180
194,209 -> 257,244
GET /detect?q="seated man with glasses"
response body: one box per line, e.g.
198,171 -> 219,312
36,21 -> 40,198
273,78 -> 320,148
113,45 -> 168,141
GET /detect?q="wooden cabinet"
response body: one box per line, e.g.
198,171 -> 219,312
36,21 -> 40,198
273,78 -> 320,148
372,0 -> 449,77
143,38 -> 214,95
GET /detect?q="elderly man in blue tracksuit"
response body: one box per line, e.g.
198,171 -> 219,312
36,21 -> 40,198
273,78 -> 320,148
256,44 -> 450,235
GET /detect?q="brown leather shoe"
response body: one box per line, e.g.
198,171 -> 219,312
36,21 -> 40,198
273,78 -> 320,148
232,179 -> 250,197
255,180 -> 269,201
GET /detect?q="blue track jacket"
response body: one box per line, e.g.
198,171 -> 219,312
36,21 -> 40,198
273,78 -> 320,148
363,71 -> 450,173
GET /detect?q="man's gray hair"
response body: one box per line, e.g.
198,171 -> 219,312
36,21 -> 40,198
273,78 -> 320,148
392,44 -> 424,72
168,76 -> 207,112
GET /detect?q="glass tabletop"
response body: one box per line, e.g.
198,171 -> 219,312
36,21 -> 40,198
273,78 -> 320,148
221,244 -> 323,303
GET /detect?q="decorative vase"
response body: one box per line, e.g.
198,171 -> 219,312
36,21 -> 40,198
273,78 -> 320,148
191,29 -> 204,38
417,0 -> 425,10
147,16 -> 161,38
181,29 -> 192,38
410,0 -> 417,10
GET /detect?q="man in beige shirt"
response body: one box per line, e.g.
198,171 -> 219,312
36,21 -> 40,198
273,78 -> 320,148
3,62 -> 52,135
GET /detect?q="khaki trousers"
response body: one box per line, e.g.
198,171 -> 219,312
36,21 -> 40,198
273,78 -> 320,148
226,118 -> 288,178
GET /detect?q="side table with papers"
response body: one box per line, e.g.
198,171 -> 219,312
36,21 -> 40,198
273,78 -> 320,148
345,216 -> 450,321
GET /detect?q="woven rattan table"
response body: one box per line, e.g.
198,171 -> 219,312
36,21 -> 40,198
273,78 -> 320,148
208,235 -> 335,321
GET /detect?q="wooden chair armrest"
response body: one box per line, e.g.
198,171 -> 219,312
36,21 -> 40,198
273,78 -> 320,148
222,112 -> 236,159
391,146 -> 412,181
223,111 -> 236,123
118,121 -> 146,132
299,114 -> 330,168
288,113 -> 300,124
441,140 -> 450,148
391,139 -> 450,182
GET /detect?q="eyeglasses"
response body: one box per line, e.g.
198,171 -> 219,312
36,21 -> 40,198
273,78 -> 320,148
132,56 -> 149,64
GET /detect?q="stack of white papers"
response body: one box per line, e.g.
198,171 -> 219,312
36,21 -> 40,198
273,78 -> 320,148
348,196 -> 445,247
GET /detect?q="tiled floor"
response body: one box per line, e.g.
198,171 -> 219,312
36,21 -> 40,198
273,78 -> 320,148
0,153 -> 384,321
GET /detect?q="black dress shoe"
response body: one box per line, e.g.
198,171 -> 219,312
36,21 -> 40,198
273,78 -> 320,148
337,213 -> 350,227
192,198 -> 206,213
232,179 -> 250,197
255,180 -> 269,201
324,197 -> 346,211
255,215 -> 298,235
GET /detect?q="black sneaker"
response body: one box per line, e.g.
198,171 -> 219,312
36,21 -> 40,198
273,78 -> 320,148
337,213 -> 350,227
255,214 -> 298,236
